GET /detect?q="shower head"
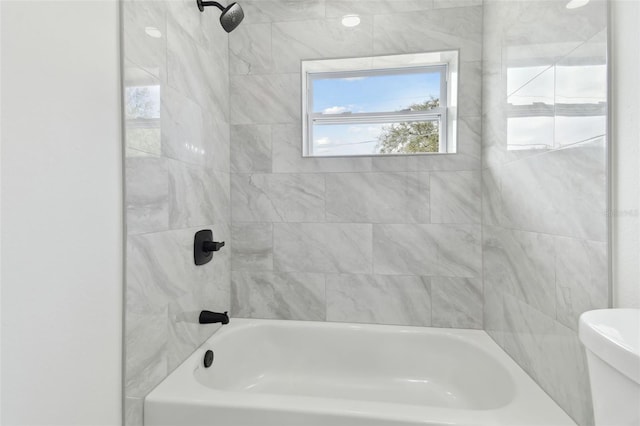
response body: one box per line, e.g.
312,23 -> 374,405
196,1 -> 244,33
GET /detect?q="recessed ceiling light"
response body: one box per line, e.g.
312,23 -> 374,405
145,26 -> 162,38
341,14 -> 361,28
566,0 -> 589,9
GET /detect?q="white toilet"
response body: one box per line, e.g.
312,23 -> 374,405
579,309 -> 640,426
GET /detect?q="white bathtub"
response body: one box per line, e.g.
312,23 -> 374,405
145,319 -> 575,426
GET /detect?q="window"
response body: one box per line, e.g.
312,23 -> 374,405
302,51 -> 458,157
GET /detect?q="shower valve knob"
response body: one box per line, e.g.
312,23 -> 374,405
203,241 -> 225,252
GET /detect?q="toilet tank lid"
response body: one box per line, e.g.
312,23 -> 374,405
579,309 -> 640,384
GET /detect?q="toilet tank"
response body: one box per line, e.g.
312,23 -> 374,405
579,309 -> 640,426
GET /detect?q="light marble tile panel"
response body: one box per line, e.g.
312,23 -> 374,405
241,0 -> 326,24
231,271 -> 326,320
229,23 -> 273,75
272,17 -> 373,73
204,114 -> 231,173
271,124 -> 373,173
274,223 -> 373,273
168,160 -> 216,228
167,19 -> 228,119
325,172 -> 429,223
124,397 -> 144,426
483,275 -> 505,346
325,0 -> 434,17
326,274 -> 431,326
231,173 -> 325,222
431,276 -> 482,329
126,155 -> 169,235
122,0 -> 167,81
555,236 -> 608,331
537,320 -> 594,426
459,61 -> 482,118
230,74 -> 300,125
123,64 -> 162,156
373,6 -> 483,61
125,311 -> 168,397
373,224 -> 481,277
161,85 -> 207,166
500,138 -> 607,241
231,222 -> 274,271
430,170 -> 481,224
483,226 -> 556,318
433,0 -> 482,8
231,124 -> 272,173
481,167 -> 502,226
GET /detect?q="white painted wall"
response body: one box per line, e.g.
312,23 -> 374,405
0,1 -> 123,424
611,0 -> 640,309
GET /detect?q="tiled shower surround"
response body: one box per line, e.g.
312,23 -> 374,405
482,1 -> 608,425
229,0 -> 484,328
123,0 -> 231,424
122,1 -> 609,426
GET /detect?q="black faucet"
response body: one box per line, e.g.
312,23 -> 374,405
199,310 -> 229,325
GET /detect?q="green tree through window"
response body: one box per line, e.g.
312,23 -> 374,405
376,98 -> 440,154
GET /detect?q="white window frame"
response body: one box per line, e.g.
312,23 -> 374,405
302,52 -> 458,158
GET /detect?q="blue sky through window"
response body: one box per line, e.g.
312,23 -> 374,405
312,70 -> 442,114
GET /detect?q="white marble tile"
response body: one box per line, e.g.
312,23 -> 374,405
537,320 -> 594,426
271,124 -> 373,173
431,276 -> 482,329
168,160 -> 216,228
483,275 -> 505,346
123,64 -> 162,156
122,0 -> 167,81
124,311 -> 168,397
430,170 -> 481,224
274,223 -> 373,273
325,0 -> 434,17
126,155 -> 169,235
231,124 -> 272,173
433,0 -> 482,8
231,271 -> 326,320
459,61 -> 482,118
204,114 -> 231,173
483,226 -> 557,318
230,74 -> 300,125
240,0 -> 326,24
373,6 -> 483,61
272,17 -> 373,73
555,236 -> 608,331
325,172 -> 429,223
161,85 -> 207,166
125,397 -> 144,426
373,224 -> 481,277
481,167 -> 502,226
326,274 -> 431,326
231,222 -> 273,271
167,19 -> 228,118
231,173 -> 325,222
501,138 -> 607,241
229,23 -> 273,75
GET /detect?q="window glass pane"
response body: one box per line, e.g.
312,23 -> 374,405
312,119 -> 440,156
312,70 -> 442,115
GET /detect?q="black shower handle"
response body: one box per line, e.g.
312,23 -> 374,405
202,240 -> 225,252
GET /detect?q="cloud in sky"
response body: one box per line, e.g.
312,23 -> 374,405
322,105 -> 349,114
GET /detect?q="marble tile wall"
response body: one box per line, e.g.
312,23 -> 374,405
229,1 -> 484,331
122,1 -> 231,424
481,1 -> 609,425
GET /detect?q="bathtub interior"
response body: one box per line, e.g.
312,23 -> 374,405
194,321 -> 516,410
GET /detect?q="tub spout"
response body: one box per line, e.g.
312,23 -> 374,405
199,310 -> 229,325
